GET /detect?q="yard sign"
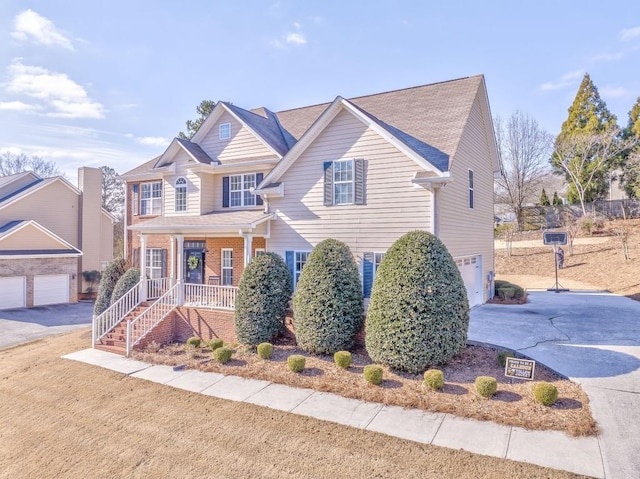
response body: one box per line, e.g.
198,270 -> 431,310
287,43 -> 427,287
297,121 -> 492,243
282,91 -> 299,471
504,357 -> 536,380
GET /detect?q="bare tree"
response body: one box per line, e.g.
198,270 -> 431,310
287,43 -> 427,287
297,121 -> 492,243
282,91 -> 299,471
0,152 -> 63,178
495,111 -> 554,230
552,128 -> 639,215
610,221 -> 631,260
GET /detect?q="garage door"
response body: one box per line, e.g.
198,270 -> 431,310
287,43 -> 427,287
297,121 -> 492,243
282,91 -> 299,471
455,255 -> 483,308
0,276 -> 26,310
34,274 -> 69,306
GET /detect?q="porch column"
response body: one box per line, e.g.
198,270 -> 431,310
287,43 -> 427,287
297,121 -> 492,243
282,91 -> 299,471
243,234 -> 253,267
139,234 -> 147,301
176,234 -> 184,305
432,187 -> 441,238
170,235 -> 176,285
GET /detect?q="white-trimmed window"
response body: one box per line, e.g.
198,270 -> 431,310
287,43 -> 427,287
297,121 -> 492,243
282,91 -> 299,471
146,248 -> 163,279
221,248 -> 233,286
132,184 -> 139,216
254,248 -> 266,257
174,177 -> 187,212
373,252 -> 385,279
230,173 -> 256,207
333,159 -> 354,205
468,169 -> 474,209
219,122 -> 231,140
141,181 -> 162,216
294,251 -> 310,288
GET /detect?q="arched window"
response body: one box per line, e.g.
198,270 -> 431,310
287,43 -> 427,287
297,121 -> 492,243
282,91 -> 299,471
175,177 -> 187,212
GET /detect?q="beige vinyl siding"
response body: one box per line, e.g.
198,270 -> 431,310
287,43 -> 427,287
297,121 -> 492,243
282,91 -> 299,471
164,168 -> 202,216
199,111 -> 275,163
0,174 -> 38,198
0,224 -> 64,250
0,181 -> 79,247
438,88 -> 495,302
100,212 -> 114,264
200,173 -> 215,213
268,108 -> 433,262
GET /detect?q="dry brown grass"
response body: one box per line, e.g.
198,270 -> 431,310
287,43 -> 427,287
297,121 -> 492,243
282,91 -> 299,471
134,338 -> 596,437
0,330 -> 584,479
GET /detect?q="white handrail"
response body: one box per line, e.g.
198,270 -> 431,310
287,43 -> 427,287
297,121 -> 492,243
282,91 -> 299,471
147,277 -> 171,300
183,283 -> 237,310
92,279 -> 143,347
126,283 -> 179,356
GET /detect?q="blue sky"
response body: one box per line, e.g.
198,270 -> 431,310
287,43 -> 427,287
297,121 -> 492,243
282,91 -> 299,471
1,1 -> 639,182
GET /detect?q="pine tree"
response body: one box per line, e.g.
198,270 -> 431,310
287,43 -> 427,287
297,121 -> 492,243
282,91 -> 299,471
552,191 -> 562,206
551,73 -> 620,211
178,100 -> 217,140
620,97 -> 640,198
539,188 -> 550,206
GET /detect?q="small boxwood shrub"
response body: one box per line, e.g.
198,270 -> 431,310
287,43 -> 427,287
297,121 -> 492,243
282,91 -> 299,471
533,382 -> 558,406
497,350 -> 515,368
475,376 -> 498,398
234,252 -> 292,345
257,342 -> 274,359
423,369 -> 444,390
94,258 -> 126,316
208,339 -> 224,351
110,267 -> 140,305
494,280 -> 525,300
334,351 -> 352,369
288,355 -> 306,373
186,336 -> 202,348
292,239 -> 364,354
213,347 -> 233,364
366,231 -> 469,373
363,365 -> 384,385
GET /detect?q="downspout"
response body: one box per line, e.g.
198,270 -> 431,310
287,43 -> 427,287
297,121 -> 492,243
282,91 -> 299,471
433,186 -> 441,238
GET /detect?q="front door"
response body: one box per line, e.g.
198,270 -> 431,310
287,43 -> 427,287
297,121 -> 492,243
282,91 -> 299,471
184,249 -> 204,284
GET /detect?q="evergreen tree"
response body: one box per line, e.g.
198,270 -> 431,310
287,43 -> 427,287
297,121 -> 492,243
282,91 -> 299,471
539,188 -> 550,206
620,97 -> 640,198
551,73 -> 621,211
552,191 -> 562,206
178,100 -> 217,140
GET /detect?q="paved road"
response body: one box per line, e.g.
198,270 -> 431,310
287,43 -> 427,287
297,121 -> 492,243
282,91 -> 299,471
470,291 -> 640,479
0,302 -> 94,350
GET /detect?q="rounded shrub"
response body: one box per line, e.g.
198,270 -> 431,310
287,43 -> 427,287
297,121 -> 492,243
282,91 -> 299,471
497,350 -> 515,368
533,382 -> 558,406
334,351 -> 352,369
208,339 -> 224,351
186,336 -> 202,348
494,280 -> 525,300
234,252 -> 292,345
257,342 -> 274,359
213,347 -> 233,364
363,365 -> 384,385
94,258 -> 126,316
292,239 -> 364,354
287,355 -> 306,373
475,376 -> 498,398
110,267 -> 140,305
365,231 -> 470,373
423,369 -> 445,390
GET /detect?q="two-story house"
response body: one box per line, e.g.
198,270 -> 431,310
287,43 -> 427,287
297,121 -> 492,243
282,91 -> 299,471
106,75 -> 498,355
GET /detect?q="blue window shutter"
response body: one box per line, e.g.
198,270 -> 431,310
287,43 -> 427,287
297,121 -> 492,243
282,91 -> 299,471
285,251 -> 295,289
222,176 -> 230,208
255,172 -> 264,206
354,159 -> 365,205
323,161 -> 333,206
362,252 -> 373,298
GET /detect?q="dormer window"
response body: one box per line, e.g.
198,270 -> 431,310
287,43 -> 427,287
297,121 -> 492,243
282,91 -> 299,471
219,123 -> 231,140
175,177 -> 187,212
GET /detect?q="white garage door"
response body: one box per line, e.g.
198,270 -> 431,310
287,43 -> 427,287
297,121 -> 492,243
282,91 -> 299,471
455,255 -> 483,308
0,276 -> 26,310
34,274 -> 69,306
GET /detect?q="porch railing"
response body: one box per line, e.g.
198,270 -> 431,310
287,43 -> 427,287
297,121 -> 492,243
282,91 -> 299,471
92,279 -> 143,347
126,283 -> 180,356
147,277 -> 172,300
183,283 -> 237,310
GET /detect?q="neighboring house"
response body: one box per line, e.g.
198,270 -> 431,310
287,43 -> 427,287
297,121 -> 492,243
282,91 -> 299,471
106,75 -> 498,355
0,167 -> 115,309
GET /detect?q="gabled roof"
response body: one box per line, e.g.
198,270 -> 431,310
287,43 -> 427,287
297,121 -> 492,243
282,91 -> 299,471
175,138 -> 215,164
0,176 -> 81,210
0,171 -> 39,189
0,219 -> 82,255
223,103 -> 293,156
153,138 -> 218,169
0,178 -> 44,203
128,209 -> 273,233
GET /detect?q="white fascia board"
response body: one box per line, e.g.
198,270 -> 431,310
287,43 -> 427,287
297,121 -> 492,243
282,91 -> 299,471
187,158 -> 280,175
221,104 -> 283,160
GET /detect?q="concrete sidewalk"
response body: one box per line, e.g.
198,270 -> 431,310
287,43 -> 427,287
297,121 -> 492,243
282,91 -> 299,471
63,348 -> 604,478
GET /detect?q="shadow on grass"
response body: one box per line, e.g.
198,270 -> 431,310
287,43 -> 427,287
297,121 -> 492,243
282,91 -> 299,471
562,262 -> 586,268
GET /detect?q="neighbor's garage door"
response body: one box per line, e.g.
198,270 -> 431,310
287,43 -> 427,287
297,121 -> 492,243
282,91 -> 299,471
34,274 -> 69,306
0,276 -> 26,310
455,255 -> 483,308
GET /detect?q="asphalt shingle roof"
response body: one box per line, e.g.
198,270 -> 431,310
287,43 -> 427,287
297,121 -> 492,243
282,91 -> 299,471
224,103 -> 291,157
175,138 -> 216,164
129,210 -> 273,230
0,179 -> 44,204
0,220 -> 24,234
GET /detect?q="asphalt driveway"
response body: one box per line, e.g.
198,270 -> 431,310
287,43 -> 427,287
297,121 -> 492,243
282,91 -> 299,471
0,302 -> 94,350
470,291 -> 640,479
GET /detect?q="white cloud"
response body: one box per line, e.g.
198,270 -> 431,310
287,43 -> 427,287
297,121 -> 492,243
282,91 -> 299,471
590,51 -> 624,62
600,86 -> 629,99
3,60 -> 104,119
137,136 -> 169,147
285,32 -> 306,45
619,26 -> 640,42
0,101 -> 41,112
11,9 -> 75,51
539,70 -> 584,91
